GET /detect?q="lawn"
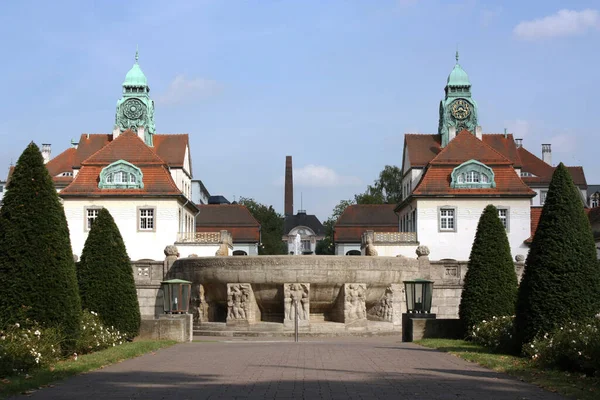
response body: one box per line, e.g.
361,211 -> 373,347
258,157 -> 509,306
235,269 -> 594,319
0,340 -> 177,399
416,339 -> 600,400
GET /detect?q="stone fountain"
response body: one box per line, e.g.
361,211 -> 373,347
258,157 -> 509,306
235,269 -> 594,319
165,249 -> 439,335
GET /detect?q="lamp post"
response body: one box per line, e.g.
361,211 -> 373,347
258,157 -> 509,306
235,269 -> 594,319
161,279 -> 192,314
402,279 -> 435,342
403,279 -> 434,314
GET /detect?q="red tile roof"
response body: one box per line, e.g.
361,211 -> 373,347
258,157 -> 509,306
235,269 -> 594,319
404,134 -> 441,168
334,204 -> 398,243
73,132 -> 188,169
430,130 -> 512,165
518,147 -> 587,187
482,134 -> 522,168
195,205 -> 260,242
404,132 -> 522,169
154,135 -> 189,169
525,206 -> 544,244
73,134 -> 112,168
412,165 -> 535,196
61,130 -> 182,197
60,164 -> 181,196
84,130 -> 164,165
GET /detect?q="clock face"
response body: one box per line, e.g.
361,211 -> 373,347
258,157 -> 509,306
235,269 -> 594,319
451,99 -> 470,120
122,98 -> 145,120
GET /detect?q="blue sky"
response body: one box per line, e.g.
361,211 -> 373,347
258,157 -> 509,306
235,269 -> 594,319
1,0 -> 599,221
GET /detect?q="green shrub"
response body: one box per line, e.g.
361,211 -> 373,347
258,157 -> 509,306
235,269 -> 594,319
459,205 -> 518,335
515,164 -> 600,349
0,319 -> 63,377
75,311 -> 127,355
77,209 -> 140,337
0,143 -> 81,346
469,316 -> 515,353
524,318 -> 600,376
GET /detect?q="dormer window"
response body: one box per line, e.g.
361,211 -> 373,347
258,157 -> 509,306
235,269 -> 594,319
99,160 -> 144,189
451,160 -> 496,189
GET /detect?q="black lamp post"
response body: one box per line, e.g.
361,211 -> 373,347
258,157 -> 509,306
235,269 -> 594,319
161,279 -> 192,314
403,279 -> 434,313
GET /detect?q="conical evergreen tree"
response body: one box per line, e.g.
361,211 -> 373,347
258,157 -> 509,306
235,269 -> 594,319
0,143 -> 81,342
515,163 -> 600,349
77,208 -> 140,337
459,204 -> 518,334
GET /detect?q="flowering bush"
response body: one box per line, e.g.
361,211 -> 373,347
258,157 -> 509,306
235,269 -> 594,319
469,316 -> 515,353
0,320 -> 63,377
75,310 -> 126,355
524,319 -> 600,376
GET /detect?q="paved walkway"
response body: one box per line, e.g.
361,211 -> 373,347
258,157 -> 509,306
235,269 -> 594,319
15,337 -> 565,400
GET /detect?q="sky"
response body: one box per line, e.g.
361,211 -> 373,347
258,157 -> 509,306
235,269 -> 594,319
1,0 -> 599,222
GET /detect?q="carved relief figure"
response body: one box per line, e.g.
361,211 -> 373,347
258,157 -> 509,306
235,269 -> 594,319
369,286 -> 394,321
215,242 -> 229,256
284,283 -> 309,321
345,284 -> 367,320
227,284 -> 249,320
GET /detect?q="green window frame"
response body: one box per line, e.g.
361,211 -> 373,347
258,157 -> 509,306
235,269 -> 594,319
99,160 -> 144,189
451,159 -> 496,189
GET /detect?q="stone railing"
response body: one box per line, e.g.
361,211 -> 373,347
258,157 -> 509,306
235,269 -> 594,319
176,232 -> 223,243
373,231 -> 417,243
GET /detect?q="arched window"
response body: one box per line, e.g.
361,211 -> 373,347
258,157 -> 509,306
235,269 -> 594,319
233,250 -> 248,256
99,160 -> 144,189
451,160 -> 495,189
346,250 -> 361,256
591,192 -> 600,208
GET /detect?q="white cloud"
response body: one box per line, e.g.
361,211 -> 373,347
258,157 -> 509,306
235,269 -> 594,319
276,165 -> 362,188
156,75 -> 222,106
513,9 -> 600,40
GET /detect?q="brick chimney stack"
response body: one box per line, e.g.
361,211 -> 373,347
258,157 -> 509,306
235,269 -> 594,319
41,144 -> 51,164
285,156 -> 293,216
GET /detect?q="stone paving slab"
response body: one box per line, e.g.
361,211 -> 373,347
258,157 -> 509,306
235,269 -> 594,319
13,336 -> 566,400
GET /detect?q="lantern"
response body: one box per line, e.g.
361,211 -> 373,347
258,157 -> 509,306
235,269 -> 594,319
403,279 -> 434,313
161,279 -> 192,314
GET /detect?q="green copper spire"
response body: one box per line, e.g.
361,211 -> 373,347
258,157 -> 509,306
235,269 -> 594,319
115,49 -> 156,146
438,52 -> 478,147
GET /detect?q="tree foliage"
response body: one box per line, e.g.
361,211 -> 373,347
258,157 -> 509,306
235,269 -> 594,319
0,143 -> 81,343
355,165 -> 402,205
459,205 -> 518,335
77,208 -> 140,337
515,163 -> 600,349
238,197 -> 286,255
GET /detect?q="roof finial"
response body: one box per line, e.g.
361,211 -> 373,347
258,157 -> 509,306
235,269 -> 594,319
135,45 -> 139,63
455,47 -> 459,63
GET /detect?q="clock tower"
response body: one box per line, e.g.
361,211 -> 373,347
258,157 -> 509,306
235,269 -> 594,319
438,52 -> 478,147
114,50 -> 156,146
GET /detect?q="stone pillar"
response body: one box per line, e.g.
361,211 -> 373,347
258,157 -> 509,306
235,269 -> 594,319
333,283 -> 367,326
283,283 -> 310,328
367,284 -> 403,326
191,283 -> 209,324
226,283 -> 260,326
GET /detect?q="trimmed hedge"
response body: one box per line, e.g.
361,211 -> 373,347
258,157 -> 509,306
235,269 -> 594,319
459,204 -> 518,335
515,163 -> 600,350
0,143 -> 81,345
77,208 -> 140,337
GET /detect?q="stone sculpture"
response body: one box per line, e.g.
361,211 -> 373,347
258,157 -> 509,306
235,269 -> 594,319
344,283 -> 367,321
365,236 -> 378,256
369,286 -> 394,322
164,245 -> 179,257
215,242 -> 229,256
284,283 -> 310,322
515,254 -> 525,263
191,283 -> 208,323
416,245 -> 430,258
227,284 -> 248,320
